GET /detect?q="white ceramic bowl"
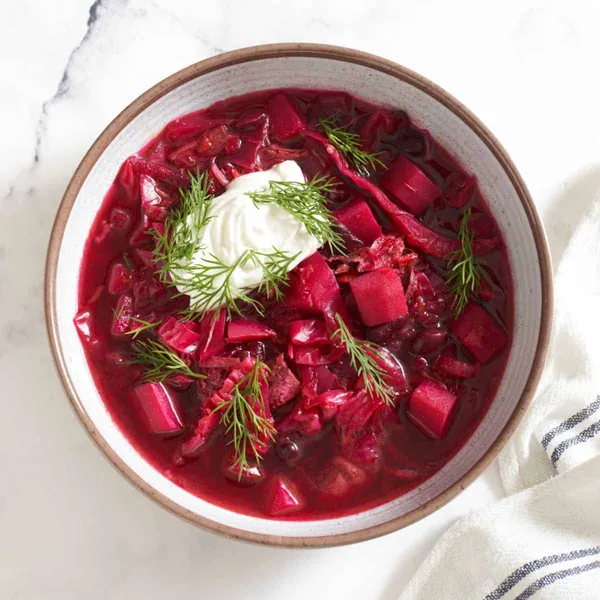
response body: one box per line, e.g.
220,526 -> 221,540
45,44 -> 552,547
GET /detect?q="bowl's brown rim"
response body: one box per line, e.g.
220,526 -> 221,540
45,43 -> 553,548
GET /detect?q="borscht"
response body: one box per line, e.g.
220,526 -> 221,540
76,89 -> 512,519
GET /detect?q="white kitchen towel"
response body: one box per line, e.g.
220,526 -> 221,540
499,198 -> 600,495
399,197 -> 600,600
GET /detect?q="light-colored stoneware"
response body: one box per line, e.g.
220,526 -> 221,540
45,43 -> 553,547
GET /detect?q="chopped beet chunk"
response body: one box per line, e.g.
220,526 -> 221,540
132,382 -> 184,436
107,263 -> 132,295
445,173 -> 474,207
408,380 -> 458,439
350,268 -> 408,326
434,355 -> 478,379
267,93 -> 307,140
381,155 -> 441,215
269,354 -> 301,409
223,455 -> 264,485
317,456 -> 368,497
195,310 -> 227,363
334,198 -> 382,245
158,317 -> 201,356
266,476 -> 305,516
285,252 -> 349,326
288,319 -> 329,346
227,318 -> 276,343
451,302 -> 507,364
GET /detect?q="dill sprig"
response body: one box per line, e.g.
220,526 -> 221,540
112,304 -> 125,321
130,339 -> 205,383
153,170 -> 301,318
153,171 -> 214,281
125,316 -> 159,339
320,116 -> 387,175
253,247 -> 302,302
248,175 -> 346,255
214,359 -> 276,476
446,208 -> 489,316
122,252 -> 134,271
331,314 -> 395,406
177,247 -> 301,319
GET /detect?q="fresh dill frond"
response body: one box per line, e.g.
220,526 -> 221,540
177,251 -> 258,319
320,116 -> 387,175
331,314 -> 395,406
122,252 -> 134,271
446,208 -> 489,316
152,170 -> 301,319
177,247 -> 300,319
248,175 -> 345,254
124,316 -> 159,339
153,170 -> 214,283
214,358 -> 276,476
130,339 -> 205,383
250,248 -> 302,302
112,304 -> 125,321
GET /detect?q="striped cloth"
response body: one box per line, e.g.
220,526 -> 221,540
400,198 -> 600,599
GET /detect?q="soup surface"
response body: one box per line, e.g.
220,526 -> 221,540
76,88 -> 512,519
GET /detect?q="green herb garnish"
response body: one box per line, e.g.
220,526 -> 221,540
177,247 -> 301,319
131,339 -> 205,383
122,252 -> 134,271
331,314 -> 395,406
446,208 -> 489,316
153,171 -> 302,318
320,116 -> 387,175
248,174 -> 345,255
125,316 -> 159,339
214,358 -> 276,476
153,171 -> 214,280
112,304 -> 125,321
253,247 -> 302,302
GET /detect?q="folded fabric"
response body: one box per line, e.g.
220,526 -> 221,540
500,199 -> 600,494
400,197 -> 600,599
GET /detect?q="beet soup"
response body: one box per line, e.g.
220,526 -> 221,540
75,89 -> 512,519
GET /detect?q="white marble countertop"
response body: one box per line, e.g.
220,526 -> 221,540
2,1 -> 600,597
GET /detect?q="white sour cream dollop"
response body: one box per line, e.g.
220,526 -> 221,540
172,160 -> 320,308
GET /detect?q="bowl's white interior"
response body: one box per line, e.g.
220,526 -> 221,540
55,57 -> 541,538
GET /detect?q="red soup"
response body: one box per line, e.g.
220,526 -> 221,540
76,89 -> 512,519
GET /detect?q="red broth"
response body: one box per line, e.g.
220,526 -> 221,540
76,89 -> 512,519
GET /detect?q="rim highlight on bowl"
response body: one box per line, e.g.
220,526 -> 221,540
45,43 -> 553,547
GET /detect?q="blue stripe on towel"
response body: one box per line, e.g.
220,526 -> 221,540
550,420 -> 600,466
514,560 -> 600,599
540,396 -> 600,449
483,547 -> 600,599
